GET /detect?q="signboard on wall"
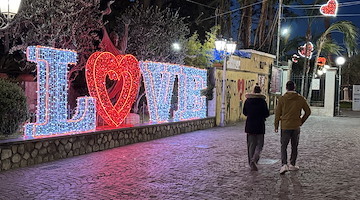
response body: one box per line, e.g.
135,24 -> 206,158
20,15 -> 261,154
312,79 -> 320,90
353,85 -> 360,111
270,67 -> 282,94
258,75 -> 266,91
227,56 -> 241,70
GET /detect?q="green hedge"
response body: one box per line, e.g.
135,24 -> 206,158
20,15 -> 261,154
0,78 -> 29,135
340,101 -> 352,109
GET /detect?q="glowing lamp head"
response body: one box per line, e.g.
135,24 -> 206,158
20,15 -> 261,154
317,70 -> 324,76
0,0 -> 21,19
172,42 -> 181,51
225,39 -> 237,54
335,56 -> 345,66
281,28 -> 290,36
215,39 -> 226,51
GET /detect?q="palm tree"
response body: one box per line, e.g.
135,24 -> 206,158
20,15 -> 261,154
307,20 -> 359,101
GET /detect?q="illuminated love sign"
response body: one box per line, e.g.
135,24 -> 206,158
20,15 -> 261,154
85,52 -> 141,127
320,0 -> 338,17
24,46 -> 96,137
25,46 -> 207,136
140,62 -> 207,122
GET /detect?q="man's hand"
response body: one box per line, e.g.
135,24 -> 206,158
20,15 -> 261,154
274,129 -> 278,133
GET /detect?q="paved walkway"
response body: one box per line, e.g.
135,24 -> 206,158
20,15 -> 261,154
0,115 -> 359,200
340,109 -> 360,118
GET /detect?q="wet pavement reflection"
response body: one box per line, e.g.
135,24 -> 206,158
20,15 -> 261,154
0,115 -> 360,199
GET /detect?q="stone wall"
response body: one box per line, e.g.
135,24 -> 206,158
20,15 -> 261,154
0,117 -> 215,172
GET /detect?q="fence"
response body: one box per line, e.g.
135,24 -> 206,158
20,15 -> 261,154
291,75 -> 326,107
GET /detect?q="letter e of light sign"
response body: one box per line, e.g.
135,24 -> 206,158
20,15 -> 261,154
24,46 -> 96,137
140,62 -> 207,122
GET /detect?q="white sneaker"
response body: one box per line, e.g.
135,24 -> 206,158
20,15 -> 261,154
288,164 -> 299,171
280,165 -> 288,174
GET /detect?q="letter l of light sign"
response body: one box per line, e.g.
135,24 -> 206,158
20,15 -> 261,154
24,46 -> 96,137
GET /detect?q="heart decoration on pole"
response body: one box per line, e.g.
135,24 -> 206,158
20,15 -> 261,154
298,42 -> 314,59
86,52 -> 141,127
320,0 -> 338,17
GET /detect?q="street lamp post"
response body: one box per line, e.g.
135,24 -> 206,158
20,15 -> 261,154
1,0 -> 22,53
0,0 -> 22,29
215,38 -> 236,127
276,0 -> 283,67
336,56 -> 346,116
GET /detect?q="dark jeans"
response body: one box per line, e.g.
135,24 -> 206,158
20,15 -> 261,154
281,129 -> 300,165
247,133 -> 264,165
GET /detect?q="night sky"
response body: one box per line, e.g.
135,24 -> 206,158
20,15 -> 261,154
283,0 -> 360,45
103,0 -> 360,48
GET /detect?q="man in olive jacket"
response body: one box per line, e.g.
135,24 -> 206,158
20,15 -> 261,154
274,81 -> 311,174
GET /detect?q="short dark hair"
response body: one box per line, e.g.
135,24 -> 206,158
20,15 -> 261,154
253,86 -> 261,93
286,81 -> 296,91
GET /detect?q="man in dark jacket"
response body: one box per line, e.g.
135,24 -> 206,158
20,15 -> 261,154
274,81 -> 311,174
243,85 -> 270,171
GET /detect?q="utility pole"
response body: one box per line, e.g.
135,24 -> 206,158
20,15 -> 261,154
276,0 -> 283,68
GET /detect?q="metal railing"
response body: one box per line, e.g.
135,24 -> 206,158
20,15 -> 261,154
291,75 -> 325,107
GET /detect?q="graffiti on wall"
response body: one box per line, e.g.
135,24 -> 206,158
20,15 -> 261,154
258,75 -> 266,93
216,70 -> 260,124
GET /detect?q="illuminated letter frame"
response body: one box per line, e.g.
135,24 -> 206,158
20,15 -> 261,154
24,46 -> 96,137
140,61 -> 207,122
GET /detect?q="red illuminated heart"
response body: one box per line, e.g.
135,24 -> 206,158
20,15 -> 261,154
320,0 -> 338,16
86,52 -> 140,127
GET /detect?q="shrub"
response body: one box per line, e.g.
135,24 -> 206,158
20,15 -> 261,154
0,78 -> 29,135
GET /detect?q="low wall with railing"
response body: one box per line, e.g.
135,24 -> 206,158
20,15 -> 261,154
0,117 -> 215,172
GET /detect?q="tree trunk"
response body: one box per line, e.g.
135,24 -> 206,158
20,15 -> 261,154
254,0 -> 268,48
237,0 -> 247,47
218,0 -> 231,38
301,27 -> 312,97
238,0 -> 253,48
245,5 -> 252,48
303,58 -> 310,98
306,17 -> 331,101
307,42 -> 324,102
155,0 -> 164,8
142,0 -> 151,8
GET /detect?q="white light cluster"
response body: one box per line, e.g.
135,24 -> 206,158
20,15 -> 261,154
174,66 -> 207,121
140,61 -> 207,122
24,46 -> 96,137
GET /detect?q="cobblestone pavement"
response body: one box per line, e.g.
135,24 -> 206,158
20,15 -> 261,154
0,115 -> 360,200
